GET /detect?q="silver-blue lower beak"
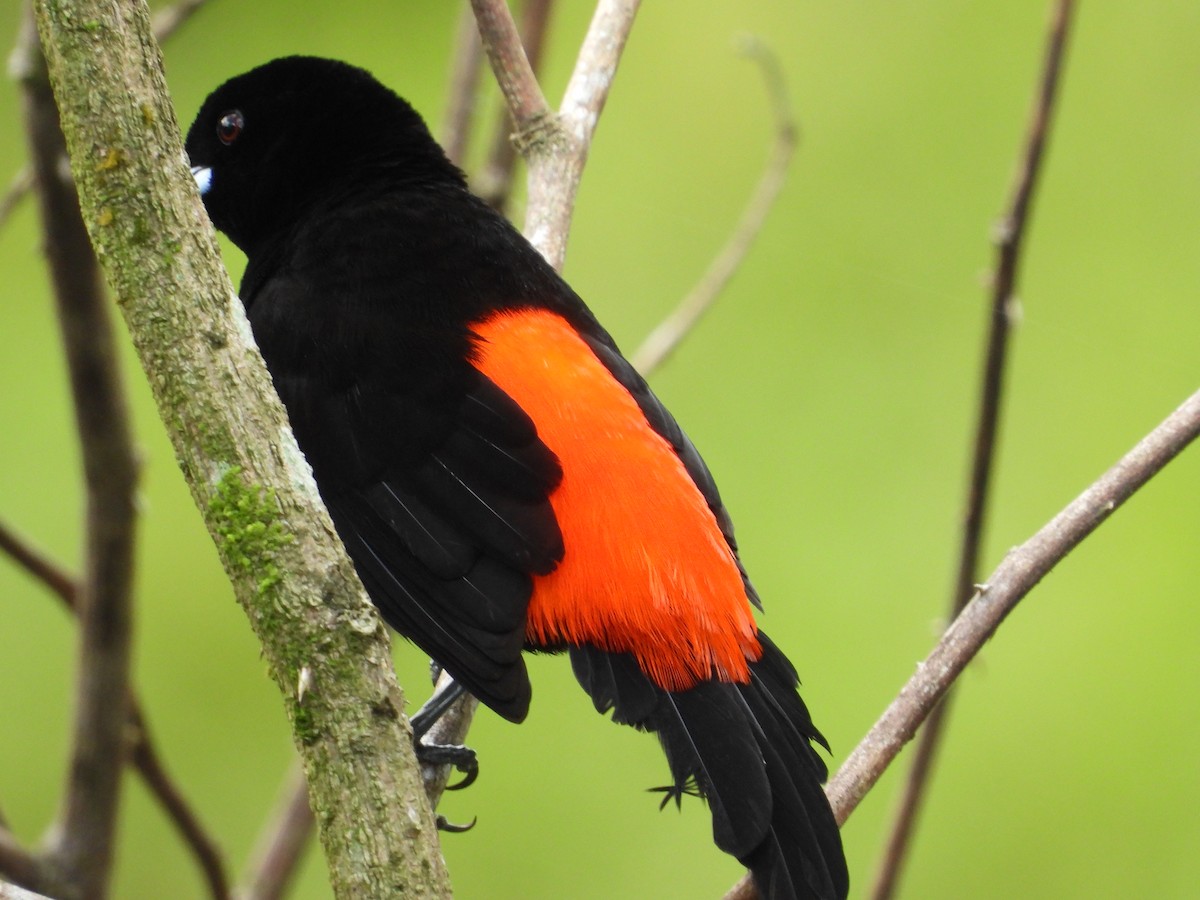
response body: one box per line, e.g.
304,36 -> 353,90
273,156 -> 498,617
191,165 -> 212,196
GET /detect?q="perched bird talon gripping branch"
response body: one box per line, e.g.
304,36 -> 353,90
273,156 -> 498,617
186,56 -> 848,900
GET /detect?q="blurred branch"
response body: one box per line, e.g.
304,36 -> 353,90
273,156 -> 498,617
0,520 -> 76,605
441,2 -> 485,166
15,8 -> 138,896
0,835 -> 38,893
240,763 -> 313,900
149,0 -> 212,42
32,0 -> 451,895
126,707 -> 230,900
1,521 -> 229,898
632,35 -> 796,376
870,2 -> 1075,897
475,0 -> 555,211
0,166 -> 32,232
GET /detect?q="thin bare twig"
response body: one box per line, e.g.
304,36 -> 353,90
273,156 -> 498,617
473,0 -> 640,269
441,2 -> 485,166
475,0 -> 555,211
126,707 -> 229,899
240,763 -> 314,900
725,381 -> 1198,899
469,0 -> 549,131
418,671 -> 480,810
0,520 -> 76,605
557,0 -> 639,147
529,0 -> 640,269
419,0 -> 557,813
15,9 -> 139,895
632,35 -> 796,376
0,166 -> 33,232
829,385 -> 1200,820
870,4 -> 1075,897
149,0 -> 211,42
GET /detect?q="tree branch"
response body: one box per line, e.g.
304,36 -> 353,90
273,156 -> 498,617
148,0 -> 212,43
869,3 -> 1075,897
391,0 -> 643,806
0,519 -> 230,898
828,386 -> 1200,821
0,835 -> 38,893
240,763 -> 313,900
125,706 -> 229,900
31,1 -> 450,896
475,0 -> 555,211
441,2 -> 485,167
0,166 -> 33,233
528,0 -> 639,269
240,670 -> 484,899
726,382 -> 1198,899
0,519 -> 76,606
468,0 -> 549,132
632,35 -> 796,376
473,0 -> 641,269
14,8 -> 138,895
418,671 -> 480,810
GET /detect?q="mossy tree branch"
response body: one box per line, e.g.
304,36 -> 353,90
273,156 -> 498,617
31,1 -> 450,897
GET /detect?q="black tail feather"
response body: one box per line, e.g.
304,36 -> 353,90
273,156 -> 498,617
570,636 -> 848,900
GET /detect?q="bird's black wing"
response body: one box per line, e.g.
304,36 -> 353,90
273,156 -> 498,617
242,219 -> 563,723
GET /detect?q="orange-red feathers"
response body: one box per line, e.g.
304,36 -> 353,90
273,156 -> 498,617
472,308 -> 762,691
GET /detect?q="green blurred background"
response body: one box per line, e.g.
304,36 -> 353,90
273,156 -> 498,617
2,2 -> 1198,897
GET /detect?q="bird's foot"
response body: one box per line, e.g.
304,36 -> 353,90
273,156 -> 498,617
413,676 -> 478,791
415,740 -> 479,791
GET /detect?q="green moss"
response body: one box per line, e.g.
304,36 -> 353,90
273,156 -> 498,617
207,465 -> 294,596
292,702 -> 320,745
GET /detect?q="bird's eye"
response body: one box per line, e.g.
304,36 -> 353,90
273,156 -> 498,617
216,110 -> 244,145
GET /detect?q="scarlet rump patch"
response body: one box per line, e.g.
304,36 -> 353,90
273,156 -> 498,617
471,308 -> 762,691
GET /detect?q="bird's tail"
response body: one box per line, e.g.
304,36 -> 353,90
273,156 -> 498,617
571,633 -> 847,900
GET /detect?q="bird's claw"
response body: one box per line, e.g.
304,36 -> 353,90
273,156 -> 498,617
436,814 -> 477,833
416,741 -> 478,791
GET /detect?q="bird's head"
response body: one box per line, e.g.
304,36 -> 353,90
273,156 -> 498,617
185,55 -> 463,253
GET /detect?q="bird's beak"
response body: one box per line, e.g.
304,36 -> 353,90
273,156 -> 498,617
191,165 -> 213,196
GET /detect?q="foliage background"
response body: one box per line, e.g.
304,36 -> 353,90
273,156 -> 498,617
1,2 -> 1197,897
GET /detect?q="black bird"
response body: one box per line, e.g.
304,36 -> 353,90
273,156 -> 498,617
186,55 -> 848,900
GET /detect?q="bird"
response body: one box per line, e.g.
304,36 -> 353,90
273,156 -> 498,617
185,55 -> 848,900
